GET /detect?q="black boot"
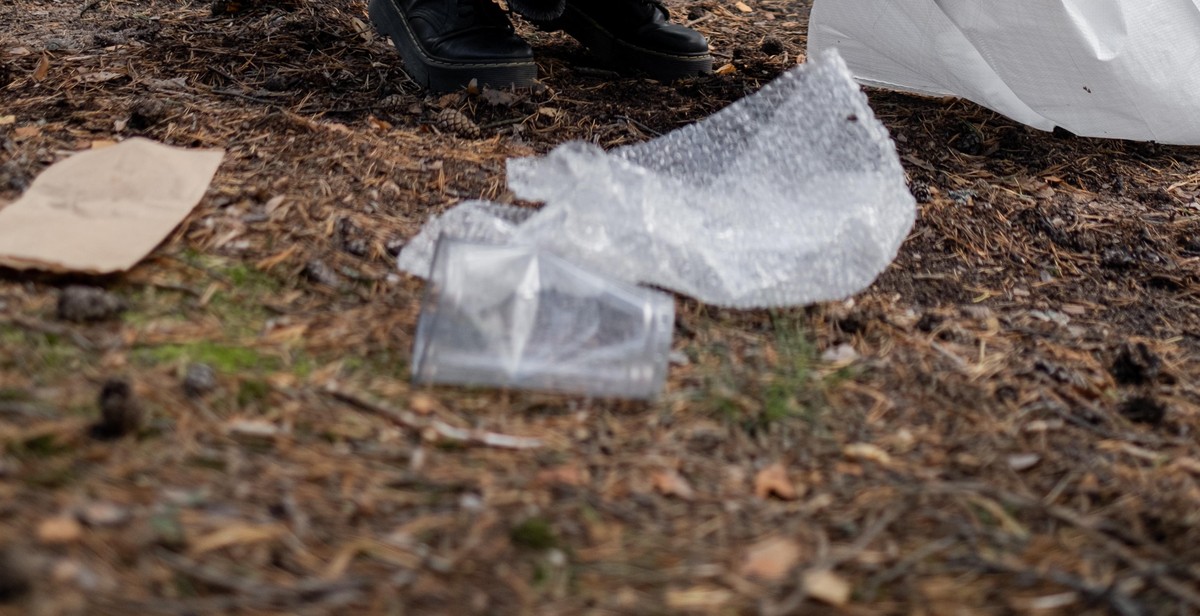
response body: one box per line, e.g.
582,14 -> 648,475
369,0 -> 537,91
534,0 -> 711,81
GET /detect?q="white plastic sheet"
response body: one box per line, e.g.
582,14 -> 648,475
808,0 -> 1200,145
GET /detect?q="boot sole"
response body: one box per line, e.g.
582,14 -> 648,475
368,0 -> 537,91
555,6 -> 712,80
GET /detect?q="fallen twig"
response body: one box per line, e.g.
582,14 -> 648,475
323,387 -> 544,450
90,551 -> 370,615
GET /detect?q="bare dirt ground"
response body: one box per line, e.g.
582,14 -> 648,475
2,0 -> 1200,614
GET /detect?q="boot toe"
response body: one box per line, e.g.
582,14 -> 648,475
635,23 -> 709,57
430,31 -> 534,64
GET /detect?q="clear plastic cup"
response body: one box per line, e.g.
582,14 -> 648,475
412,238 -> 675,399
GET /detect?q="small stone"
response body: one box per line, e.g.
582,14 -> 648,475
78,502 -> 130,528
37,516 -> 83,544
303,259 -> 343,289
948,189 -> 975,205
821,343 -> 859,363
93,379 -> 143,439
44,38 -> 70,51
336,217 -> 370,257
182,363 -> 217,398
0,549 -> 33,603
1006,453 -> 1041,471
57,286 -> 126,323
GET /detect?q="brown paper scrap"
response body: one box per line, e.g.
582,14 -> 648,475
0,138 -> 224,273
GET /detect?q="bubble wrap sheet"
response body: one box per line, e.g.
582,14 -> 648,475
398,51 -> 915,308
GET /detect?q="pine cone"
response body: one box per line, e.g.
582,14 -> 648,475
435,108 -> 481,138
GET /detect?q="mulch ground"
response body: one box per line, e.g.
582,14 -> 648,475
2,0 -> 1200,614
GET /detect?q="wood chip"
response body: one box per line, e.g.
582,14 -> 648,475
741,536 -> 802,581
802,569 -> 852,606
37,515 -> 83,544
190,524 -> 286,555
843,443 -> 892,465
80,71 -> 121,83
734,1 -> 753,12
665,586 -> 734,610
13,126 -> 40,140
33,53 -> 49,81
226,419 -> 284,443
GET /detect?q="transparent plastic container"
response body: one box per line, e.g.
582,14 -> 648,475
411,238 -> 675,399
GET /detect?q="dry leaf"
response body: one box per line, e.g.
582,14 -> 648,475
33,53 -> 50,81
38,516 -> 83,544
652,468 -> 695,500
368,115 -> 393,131
843,443 -> 892,465
741,536 -> 802,581
803,569 -> 852,606
1173,457 -> 1200,475
481,88 -> 520,107
754,462 -> 799,500
715,63 -> 737,76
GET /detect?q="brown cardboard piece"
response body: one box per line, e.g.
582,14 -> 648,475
0,138 -> 224,273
